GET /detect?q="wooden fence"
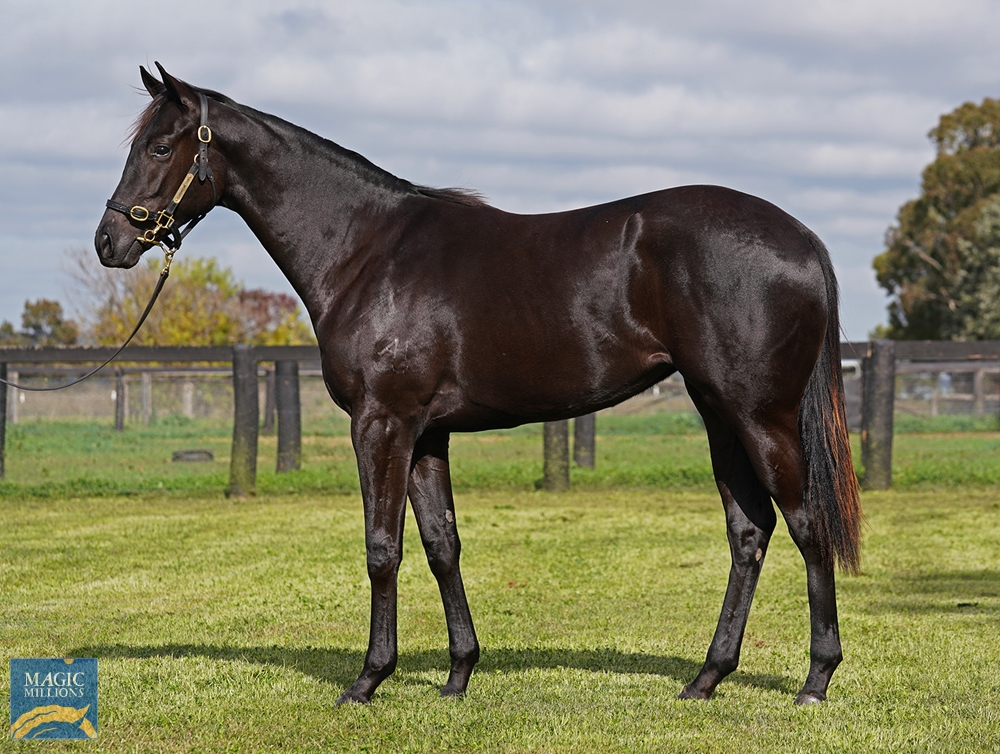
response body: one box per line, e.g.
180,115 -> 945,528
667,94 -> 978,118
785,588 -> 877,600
2,340 -> 998,492
0,345 -> 318,496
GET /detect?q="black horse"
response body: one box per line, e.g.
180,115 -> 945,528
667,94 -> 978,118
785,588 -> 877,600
96,65 -> 862,706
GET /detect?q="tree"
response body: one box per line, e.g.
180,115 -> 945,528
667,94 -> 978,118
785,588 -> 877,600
67,249 -> 315,346
873,97 -> 1000,340
237,288 -> 317,346
0,299 -> 79,346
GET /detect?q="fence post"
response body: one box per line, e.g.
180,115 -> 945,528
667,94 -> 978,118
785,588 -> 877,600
973,368 -> 985,418
276,360 -> 301,473
0,362 -> 7,480
262,367 -> 276,435
9,370 -> 18,424
228,345 -> 258,498
141,372 -> 152,426
543,420 -> 570,492
181,380 -> 195,419
573,413 -> 595,469
114,367 -> 127,432
861,340 -> 895,490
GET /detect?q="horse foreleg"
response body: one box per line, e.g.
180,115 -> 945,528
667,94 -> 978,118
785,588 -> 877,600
408,431 -> 480,696
680,390 -> 776,700
337,413 -> 414,705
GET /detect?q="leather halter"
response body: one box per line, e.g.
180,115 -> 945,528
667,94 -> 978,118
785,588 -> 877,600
105,92 -> 218,266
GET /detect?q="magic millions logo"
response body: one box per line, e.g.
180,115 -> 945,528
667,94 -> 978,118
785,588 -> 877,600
9,658 -> 98,740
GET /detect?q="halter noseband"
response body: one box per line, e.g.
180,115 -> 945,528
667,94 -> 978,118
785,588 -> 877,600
105,92 -> 218,267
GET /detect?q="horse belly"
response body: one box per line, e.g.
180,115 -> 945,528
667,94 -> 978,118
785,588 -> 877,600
450,313 -> 672,426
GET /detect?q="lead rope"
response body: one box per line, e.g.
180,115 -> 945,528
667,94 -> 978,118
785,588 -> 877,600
0,262 -> 172,392
0,94 -> 215,392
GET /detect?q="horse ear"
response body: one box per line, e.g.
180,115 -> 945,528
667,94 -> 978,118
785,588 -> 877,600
154,62 -> 196,110
140,66 -> 165,98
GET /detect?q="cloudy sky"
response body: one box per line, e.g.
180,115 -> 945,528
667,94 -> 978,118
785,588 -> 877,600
2,0 -> 999,339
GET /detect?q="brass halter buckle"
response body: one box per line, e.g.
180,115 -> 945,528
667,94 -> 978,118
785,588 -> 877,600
137,209 -> 177,246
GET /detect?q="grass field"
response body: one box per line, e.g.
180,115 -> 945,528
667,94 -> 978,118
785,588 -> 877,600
1,412 -> 998,497
2,415 -> 999,752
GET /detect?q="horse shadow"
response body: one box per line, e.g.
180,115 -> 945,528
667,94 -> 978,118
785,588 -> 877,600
69,642 -> 796,697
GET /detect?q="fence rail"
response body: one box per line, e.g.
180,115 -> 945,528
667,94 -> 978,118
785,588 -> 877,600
0,344 -> 321,364
2,340 -> 999,491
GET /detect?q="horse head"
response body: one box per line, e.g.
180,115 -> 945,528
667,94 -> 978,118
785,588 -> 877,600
95,63 -> 222,269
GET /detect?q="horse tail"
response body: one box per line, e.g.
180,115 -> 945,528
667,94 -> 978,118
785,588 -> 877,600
798,231 -> 864,574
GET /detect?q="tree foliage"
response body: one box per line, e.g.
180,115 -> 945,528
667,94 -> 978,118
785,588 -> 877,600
0,299 -> 79,346
68,250 -> 315,347
873,97 -> 1000,339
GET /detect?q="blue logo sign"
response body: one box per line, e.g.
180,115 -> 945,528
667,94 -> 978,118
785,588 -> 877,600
9,658 -> 98,740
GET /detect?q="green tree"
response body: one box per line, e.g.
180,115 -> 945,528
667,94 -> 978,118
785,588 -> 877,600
70,251 -> 314,346
0,299 -> 79,346
873,97 -> 1000,339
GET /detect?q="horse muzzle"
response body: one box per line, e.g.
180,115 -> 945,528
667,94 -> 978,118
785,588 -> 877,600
95,214 -> 145,268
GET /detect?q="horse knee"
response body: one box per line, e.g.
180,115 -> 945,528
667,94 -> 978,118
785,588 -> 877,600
424,536 -> 460,579
366,538 -> 402,582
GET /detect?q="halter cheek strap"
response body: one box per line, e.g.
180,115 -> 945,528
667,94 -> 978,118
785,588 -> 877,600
106,92 -> 218,262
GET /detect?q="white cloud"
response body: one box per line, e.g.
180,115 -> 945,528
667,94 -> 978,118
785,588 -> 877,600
1,0 -> 999,337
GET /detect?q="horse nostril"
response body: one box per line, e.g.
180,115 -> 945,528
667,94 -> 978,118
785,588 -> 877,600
97,230 -> 114,260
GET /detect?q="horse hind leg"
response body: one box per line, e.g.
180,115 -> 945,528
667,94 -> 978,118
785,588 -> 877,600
736,414 -> 844,705
679,386 -> 777,700
407,431 -> 480,696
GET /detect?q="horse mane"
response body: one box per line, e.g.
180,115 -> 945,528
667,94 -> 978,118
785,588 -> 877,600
128,85 -> 488,208
411,186 -> 488,207
127,91 -> 168,144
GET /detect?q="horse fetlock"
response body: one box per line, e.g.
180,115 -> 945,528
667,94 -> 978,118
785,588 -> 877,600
450,643 -> 480,670
439,642 -> 479,696
364,653 -> 398,680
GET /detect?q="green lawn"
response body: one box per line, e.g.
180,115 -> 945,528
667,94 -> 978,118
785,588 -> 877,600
2,489 -> 999,752
2,413 -> 998,497
1,416 -> 999,752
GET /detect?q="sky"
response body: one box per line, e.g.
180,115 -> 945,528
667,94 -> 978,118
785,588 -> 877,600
2,0 -> 1000,340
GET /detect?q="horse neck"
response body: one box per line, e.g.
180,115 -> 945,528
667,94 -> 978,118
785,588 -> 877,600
215,107 -> 407,315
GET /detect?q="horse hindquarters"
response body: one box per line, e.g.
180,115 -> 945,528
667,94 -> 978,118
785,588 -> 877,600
679,299 -> 861,703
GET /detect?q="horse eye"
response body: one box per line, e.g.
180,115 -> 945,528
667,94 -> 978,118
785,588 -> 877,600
152,144 -> 171,157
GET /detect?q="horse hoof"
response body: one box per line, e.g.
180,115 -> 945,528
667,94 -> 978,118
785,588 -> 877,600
794,692 -> 825,706
677,685 -> 711,700
336,690 -> 372,706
